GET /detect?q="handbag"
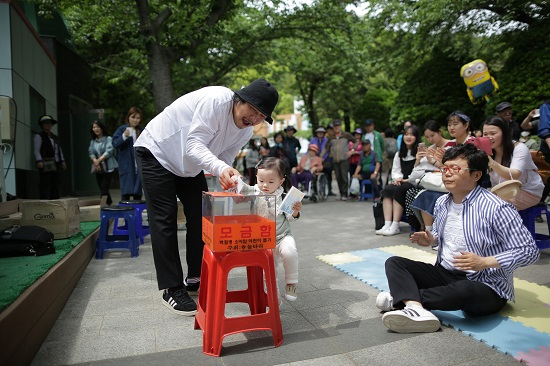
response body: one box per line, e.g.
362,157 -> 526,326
42,158 -> 57,172
418,172 -> 448,193
531,151 -> 550,184
0,225 -> 55,257
373,199 -> 384,230
91,152 -> 109,174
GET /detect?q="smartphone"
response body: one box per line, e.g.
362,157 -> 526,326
418,142 -> 426,151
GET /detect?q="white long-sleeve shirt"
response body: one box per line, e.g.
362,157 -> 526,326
135,86 -> 252,177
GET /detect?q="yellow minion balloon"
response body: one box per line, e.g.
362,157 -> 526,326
460,59 -> 499,104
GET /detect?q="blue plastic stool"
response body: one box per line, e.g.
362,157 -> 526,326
518,204 -> 550,250
96,206 -> 139,259
359,180 -> 375,201
113,200 -> 150,244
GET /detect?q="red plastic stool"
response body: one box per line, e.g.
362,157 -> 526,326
194,245 -> 283,356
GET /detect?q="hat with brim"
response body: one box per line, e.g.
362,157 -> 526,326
333,120 -> 342,126
234,79 -> 279,124
495,102 -> 512,112
285,125 -> 297,133
39,115 -> 57,126
308,144 -> 319,153
491,180 -> 522,201
315,127 -> 326,133
354,128 -> 363,135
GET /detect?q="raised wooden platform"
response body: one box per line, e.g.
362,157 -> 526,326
0,228 -> 99,365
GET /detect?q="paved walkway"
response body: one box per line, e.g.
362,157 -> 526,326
31,189 -> 550,365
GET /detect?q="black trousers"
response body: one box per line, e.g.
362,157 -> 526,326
39,169 -> 60,199
385,256 -> 507,316
136,147 -> 208,290
95,172 -> 113,205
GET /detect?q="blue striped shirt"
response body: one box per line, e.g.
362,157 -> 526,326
433,185 -> 539,301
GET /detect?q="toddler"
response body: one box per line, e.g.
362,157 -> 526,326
238,157 -> 302,301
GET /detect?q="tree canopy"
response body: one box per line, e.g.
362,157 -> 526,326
30,0 -> 550,134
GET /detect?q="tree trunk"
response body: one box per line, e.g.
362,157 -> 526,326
299,81 -> 318,131
135,0 -> 176,112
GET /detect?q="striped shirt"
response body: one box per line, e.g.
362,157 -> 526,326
433,185 -> 539,301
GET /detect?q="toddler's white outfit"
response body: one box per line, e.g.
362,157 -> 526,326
241,184 -> 299,296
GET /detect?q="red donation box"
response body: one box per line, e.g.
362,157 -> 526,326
202,191 -> 276,252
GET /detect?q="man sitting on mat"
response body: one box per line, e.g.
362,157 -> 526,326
376,144 -> 540,333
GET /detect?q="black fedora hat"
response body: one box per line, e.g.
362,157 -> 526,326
234,79 -> 279,124
38,115 -> 57,126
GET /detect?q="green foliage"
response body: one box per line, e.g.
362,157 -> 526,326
28,0 -> 550,131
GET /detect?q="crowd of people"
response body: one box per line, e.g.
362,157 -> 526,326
33,85 -> 547,336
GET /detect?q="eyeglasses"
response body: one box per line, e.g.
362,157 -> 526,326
250,105 -> 266,121
439,165 -> 475,174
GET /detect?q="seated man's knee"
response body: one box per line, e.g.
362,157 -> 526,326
385,256 -> 402,272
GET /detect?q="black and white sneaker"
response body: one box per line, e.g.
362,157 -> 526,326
382,306 -> 440,333
162,288 -> 197,316
184,277 -> 200,295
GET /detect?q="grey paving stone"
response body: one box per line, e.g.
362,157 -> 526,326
30,190 -> 548,366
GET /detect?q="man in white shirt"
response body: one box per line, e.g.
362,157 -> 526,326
134,79 -> 279,316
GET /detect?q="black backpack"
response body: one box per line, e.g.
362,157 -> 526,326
0,225 -> 55,257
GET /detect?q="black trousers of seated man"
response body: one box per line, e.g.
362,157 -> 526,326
136,147 -> 207,290
385,256 -> 507,316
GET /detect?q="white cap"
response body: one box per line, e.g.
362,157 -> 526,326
521,131 -> 530,137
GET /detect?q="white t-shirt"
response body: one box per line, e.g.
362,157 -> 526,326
440,201 -> 472,273
135,86 -> 253,177
489,142 -> 544,197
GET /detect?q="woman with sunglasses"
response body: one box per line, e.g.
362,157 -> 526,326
482,116 -> 543,210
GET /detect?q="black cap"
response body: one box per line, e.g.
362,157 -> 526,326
364,119 -> 373,126
284,125 -> 297,132
332,119 -> 342,126
496,102 -> 512,112
234,79 -> 279,124
38,115 -> 57,126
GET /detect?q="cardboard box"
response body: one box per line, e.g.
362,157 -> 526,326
78,197 -> 107,222
0,199 -> 20,217
21,198 -> 81,239
0,212 -> 22,230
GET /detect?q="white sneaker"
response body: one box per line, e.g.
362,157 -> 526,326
284,284 -> 297,301
375,224 -> 391,235
375,292 -> 393,312
382,226 -> 400,236
382,306 -> 440,333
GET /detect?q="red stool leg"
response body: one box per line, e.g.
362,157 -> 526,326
263,249 -> 284,347
246,266 -> 268,314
